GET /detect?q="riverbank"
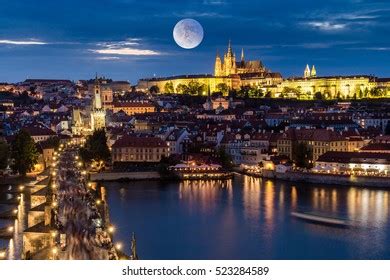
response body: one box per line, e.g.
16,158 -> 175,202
90,171 -> 161,182
262,170 -> 390,188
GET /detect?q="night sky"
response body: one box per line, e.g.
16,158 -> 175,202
1,0 -> 390,83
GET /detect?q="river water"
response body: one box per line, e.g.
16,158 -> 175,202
104,175 -> 390,260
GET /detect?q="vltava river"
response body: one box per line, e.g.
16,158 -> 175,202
104,175 -> 390,259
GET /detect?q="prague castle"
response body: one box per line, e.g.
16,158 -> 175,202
138,41 -> 390,99
138,41 -> 282,95
214,40 -> 267,76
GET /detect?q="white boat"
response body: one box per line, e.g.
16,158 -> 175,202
291,211 -> 357,227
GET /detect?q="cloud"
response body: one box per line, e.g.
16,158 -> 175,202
95,56 -> 121,60
173,11 -> 230,18
348,47 -> 390,51
0,39 -> 47,45
92,38 -> 161,56
203,0 -> 227,5
93,48 -> 160,56
305,21 -> 347,31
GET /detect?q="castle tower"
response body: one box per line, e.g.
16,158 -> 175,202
304,64 -> 311,78
214,50 -> 223,76
311,65 -> 317,77
93,76 -> 102,110
91,75 -> 106,131
224,40 -> 236,76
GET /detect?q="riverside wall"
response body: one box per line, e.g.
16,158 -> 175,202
90,171 -> 161,181
262,170 -> 390,188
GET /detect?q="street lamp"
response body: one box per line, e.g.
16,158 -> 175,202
115,243 -> 122,250
8,226 -> 14,232
108,225 -> 115,233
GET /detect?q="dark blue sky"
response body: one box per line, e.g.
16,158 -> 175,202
1,0 -> 390,83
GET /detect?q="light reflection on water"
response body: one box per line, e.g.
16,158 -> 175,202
105,175 -> 390,260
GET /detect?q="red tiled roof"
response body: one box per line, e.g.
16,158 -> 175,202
112,135 -> 167,148
317,151 -> 390,163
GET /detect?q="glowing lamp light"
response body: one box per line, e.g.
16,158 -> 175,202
8,226 -> 14,232
52,248 -> 58,254
13,209 -> 18,214
108,226 -> 115,233
0,251 -> 6,258
19,185 -> 24,191
52,201 -> 58,207
115,243 -> 122,250
96,199 -> 101,205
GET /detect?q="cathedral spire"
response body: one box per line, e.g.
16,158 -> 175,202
227,39 -> 233,55
311,65 -> 317,77
241,48 -> 245,62
304,64 -> 310,78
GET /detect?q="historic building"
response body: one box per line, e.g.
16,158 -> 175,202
137,41 -> 282,95
138,40 -> 390,99
111,135 -> 169,163
72,77 -> 107,135
91,77 -> 106,130
112,100 -> 156,115
214,41 -> 267,77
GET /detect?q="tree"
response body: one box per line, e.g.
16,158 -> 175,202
217,147 -> 233,170
248,87 -> 264,98
187,80 -> 206,96
149,85 -> 160,94
164,82 -> 174,93
0,139 -> 10,169
176,83 -> 189,94
314,92 -> 323,100
79,129 -> 111,163
370,87 -> 384,97
216,83 -> 229,96
293,142 -> 313,169
11,130 -> 39,176
385,122 -> 390,135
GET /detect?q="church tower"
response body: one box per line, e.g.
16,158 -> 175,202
311,65 -> 317,77
91,75 -> 106,131
304,64 -> 311,78
214,50 -> 223,76
93,76 -> 102,110
224,40 -> 236,76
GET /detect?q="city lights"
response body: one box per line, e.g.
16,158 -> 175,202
108,225 -> 115,233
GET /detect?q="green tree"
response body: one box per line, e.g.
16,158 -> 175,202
385,122 -> 390,135
163,82 -> 174,93
217,147 -> 233,170
79,129 -> 111,163
0,139 -> 10,169
216,83 -> 229,96
176,83 -> 189,94
314,92 -> 323,100
187,80 -> 206,96
11,130 -> 39,175
370,87 -> 384,97
293,142 -> 313,169
149,85 -> 160,94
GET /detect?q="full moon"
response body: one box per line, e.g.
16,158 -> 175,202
173,18 -> 204,49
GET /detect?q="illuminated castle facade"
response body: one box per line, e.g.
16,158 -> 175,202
214,41 -> 267,77
137,40 -> 390,99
